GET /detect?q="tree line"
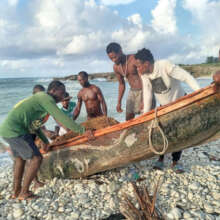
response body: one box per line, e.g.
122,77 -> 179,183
206,56 -> 220,64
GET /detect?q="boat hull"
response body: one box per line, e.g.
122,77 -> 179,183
39,86 -> 220,179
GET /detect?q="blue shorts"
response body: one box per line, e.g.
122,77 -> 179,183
4,134 -> 42,160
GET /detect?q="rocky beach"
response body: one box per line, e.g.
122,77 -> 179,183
0,140 -> 219,220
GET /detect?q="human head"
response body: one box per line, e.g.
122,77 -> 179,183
106,42 -> 123,65
77,71 -> 89,87
134,48 -> 154,75
33,84 -> 45,94
47,80 -> 66,103
61,92 -> 72,108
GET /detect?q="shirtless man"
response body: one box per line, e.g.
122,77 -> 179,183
106,42 -> 155,120
74,71 -> 107,120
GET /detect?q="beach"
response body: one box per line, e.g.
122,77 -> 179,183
0,77 -> 220,219
0,142 -> 219,219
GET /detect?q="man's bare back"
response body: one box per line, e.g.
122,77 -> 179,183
74,71 -> 107,120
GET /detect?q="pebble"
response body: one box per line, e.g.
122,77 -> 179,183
13,208 -> 24,218
183,211 -> 192,218
204,203 -> 214,213
169,207 -> 182,219
212,191 -> 220,200
189,182 -> 200,190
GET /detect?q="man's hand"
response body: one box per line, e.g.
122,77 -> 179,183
84,129 -> 95,141
116,103 -> 123,113
41,142 -> 50,153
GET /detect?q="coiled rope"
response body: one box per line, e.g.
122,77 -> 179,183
149,108 -> 169,155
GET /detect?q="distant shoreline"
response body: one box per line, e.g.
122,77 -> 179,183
54,63 -> 220,82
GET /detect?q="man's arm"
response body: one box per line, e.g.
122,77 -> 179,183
73,92 -> 83,120
141,75 -> 153,113
35,128 -> 49,144
136,63 -> 144,112
41,96 -> 85,134
96,87 -> 107,116
167,61 -> 200,91
114,66 -> 125,113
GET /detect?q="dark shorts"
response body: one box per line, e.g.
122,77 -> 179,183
3,134 -> 42,160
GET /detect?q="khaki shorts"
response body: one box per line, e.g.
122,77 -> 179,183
126,89 -> 142,115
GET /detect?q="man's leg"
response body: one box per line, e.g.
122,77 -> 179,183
12,157 -> 26,198
171,151 -> 184,173
126,112 -> 135,121
158,155 -> 164,162
153,155 -> 165,170
126,89 -> 136,121
33,176 -> 44,189
18,155 -> 42,199
172,151 -> 182,164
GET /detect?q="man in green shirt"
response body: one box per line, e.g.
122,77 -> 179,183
0,80 -> 94,200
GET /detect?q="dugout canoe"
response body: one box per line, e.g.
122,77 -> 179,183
39,83 -> 220,180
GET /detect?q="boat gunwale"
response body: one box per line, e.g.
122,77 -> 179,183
45,83 -> 217,153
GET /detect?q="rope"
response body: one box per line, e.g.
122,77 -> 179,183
148,108 -> 169,155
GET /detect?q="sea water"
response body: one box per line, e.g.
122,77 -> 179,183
0,76 -> 212,165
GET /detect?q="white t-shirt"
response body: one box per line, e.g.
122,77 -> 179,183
141,60 -> 200,113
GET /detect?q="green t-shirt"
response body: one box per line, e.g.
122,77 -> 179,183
0,92 -> 85,143
61,101 -> 76,118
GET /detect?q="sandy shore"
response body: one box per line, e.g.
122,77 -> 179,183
0,140 -> 219,220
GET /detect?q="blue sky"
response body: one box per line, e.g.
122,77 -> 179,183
0,0 -> 219,78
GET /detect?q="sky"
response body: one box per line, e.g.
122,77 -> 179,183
0,0 -> 219,78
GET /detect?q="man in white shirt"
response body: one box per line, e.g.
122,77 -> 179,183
134,48 -> 200,173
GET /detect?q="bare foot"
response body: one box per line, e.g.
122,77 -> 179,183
10,188 -> 21,199
33,180 -> 45,190
171,163 -> 184,174
18,191 -> 38,201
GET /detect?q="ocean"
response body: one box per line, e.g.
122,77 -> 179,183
0,76 -> 212,166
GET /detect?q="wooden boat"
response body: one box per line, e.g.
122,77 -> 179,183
39,82 -> 220,180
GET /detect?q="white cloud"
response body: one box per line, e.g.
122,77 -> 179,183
8,0 -> 19,7
127,13 -> 143,28
151,0 -> 177,34
1,0 -> 220,77
183,0 -> 220,32
99,0 -> 135,6
60,31 -> 106,55
182,0 -> 220,56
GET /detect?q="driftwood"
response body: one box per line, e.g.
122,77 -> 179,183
39,84 -> 220,180
120,180 -> 164,220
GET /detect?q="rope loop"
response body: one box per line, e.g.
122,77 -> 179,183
149,108 -> 169,155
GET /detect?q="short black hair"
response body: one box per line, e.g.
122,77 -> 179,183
33,84 -> 45,91
135,48 -> 154,64
78,71 -> 88,79
106,42 -> 121,54
33,84 -> 45,94
64,92 -> 70,98
47,80 -> 65,92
